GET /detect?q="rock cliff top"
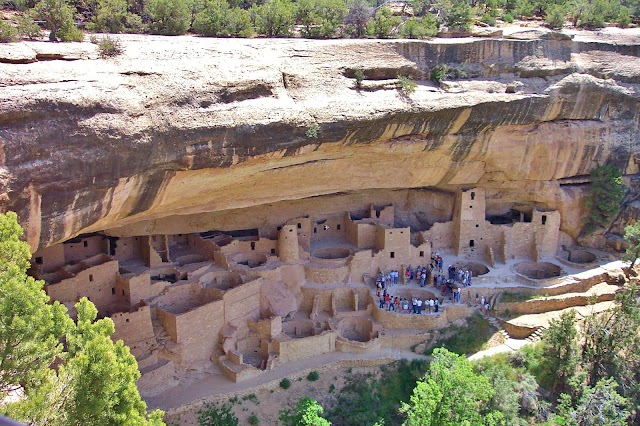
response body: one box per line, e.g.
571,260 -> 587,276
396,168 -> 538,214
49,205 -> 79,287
1,30 -> 640,250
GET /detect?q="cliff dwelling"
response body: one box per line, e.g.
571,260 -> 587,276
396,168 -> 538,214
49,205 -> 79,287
30,187 -> 574,397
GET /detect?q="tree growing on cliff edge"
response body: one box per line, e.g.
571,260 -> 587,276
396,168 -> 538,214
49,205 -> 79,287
0,212 -> 165,426
585,164 -> 626,232
0,212 -> 72,395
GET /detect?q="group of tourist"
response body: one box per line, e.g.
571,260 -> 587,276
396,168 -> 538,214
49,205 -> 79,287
378,293 -> 440,315
373,254 -> 480,315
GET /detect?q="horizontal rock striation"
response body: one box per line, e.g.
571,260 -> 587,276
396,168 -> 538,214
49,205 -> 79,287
1,33 -> 639,250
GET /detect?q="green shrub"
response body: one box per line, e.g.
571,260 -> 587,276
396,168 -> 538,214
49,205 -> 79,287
501,12 -> 514,22
481,13 -> 496,25
513,0 -> 534,18
248,414 -> 259,425
616,6 -> 631,27
250,0 -> 296,36
198,402 -> 238,426
307,370 -> 320,381
366,6 -> 401,38
399,15 -> 438,38
0,20 -> 17,43
193,0 -> 253,37
544,4 -> 566,29
430,64 -> 449,82
279,378 -> 292,389
297,0 -> 347,38
446,0 -> 474,31
242,393 -> 259,403
57,20 -> 83,42
96,34 -> 124,57
87,0 -> 140,33
354,69 -> 365,88
305,124 -> 320,138
17,14 -> 41,40
397,75 -> 417,95
146,0 -> 191,35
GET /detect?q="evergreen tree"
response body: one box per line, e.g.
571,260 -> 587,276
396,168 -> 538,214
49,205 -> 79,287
146,0 -> 191,35
540,309 -> 580,395
400,348 -> 502,426
250,0 -> 295,36
34,0 -> 76,41
585,164 -> 626,231
0,212 -> 72,395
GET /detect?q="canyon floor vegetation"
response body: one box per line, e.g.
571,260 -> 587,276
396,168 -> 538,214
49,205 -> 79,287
1,0 -> 639,44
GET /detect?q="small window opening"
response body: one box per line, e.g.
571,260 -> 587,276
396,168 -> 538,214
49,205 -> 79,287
271,248 -> 276,255
83,240 -> 88,247
471,191 -> 476,200
390,252 -> 395,259
337,224 -> 341,230
469,240 -> 475,247
314,227 -> 317,234
89,274 -> 94,282
122,290 -> 125,296
419,251 -> 424,257
297,223 -> 301,229
111,287 -> 115,295
126,319 -> 130,323
35,256 -> 43,265
376,211 -> 380,218
476,224 -> 479,228
542,215 -> 547,225
289,228 -> 293,232
469,205 -> 473,209
251,242 -> 256,250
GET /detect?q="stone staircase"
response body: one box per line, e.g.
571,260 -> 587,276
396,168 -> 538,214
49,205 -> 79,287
526,326 -> 547,343
488,316 -> 511,341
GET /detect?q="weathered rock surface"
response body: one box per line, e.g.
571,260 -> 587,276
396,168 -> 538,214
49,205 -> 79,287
1,32 -> 640,250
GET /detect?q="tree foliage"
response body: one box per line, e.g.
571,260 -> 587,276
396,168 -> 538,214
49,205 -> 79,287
146,0 -> 191,35
297,0 -> 347,38
34,0 -> 76,41
585,164 -> 626,231
540,309 -> 580,395
0,212 -> 165,426
0,212 -> 72,395
623,222 -> 640,267
87,0 -> 143,33
193,0 -> 253,37
279,397 -> 331,426
367,6 -> 401,38
250,0 -> 295,36
400,348 -> 502,426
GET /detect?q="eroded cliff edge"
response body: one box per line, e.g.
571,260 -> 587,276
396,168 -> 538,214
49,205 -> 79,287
1,31 -> 639,250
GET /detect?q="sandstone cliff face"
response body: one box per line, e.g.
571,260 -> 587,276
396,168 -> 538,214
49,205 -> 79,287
1,32 -> 639,250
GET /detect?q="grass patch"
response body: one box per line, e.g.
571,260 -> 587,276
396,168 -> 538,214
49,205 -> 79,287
425,314 -> 496,356
500,292 -> 545,303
